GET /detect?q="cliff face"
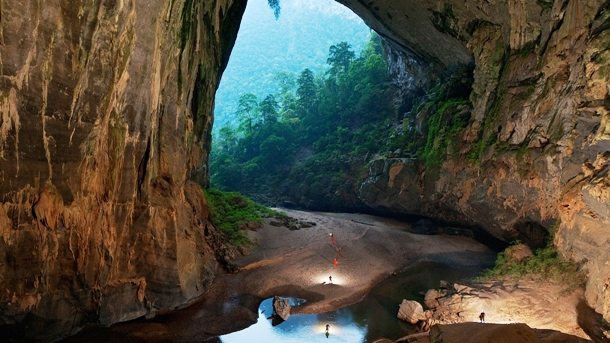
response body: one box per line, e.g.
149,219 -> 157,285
338,0 -> 610,322
1,0 -> 610,340
0,0 -> 246,340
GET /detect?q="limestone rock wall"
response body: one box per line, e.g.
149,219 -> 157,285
339,0 -> 610,321
0,0 -> 246,340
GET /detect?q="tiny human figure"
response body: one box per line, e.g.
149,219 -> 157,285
338,247 -> 342,256
333,258 -> 338,267
330,233 -> 336,244
479,311 -> 485,323
329,275 -> 333,284
325,323 -> 330,338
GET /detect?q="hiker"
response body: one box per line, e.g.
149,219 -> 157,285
329,275 -> 333,284
338,247 -> 342,256
330,233 -> 336,244
325,323 -> 330,337
479,311 -> 485,323
333,258 -> 338,267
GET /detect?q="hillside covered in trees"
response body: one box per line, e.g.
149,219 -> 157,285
212,35 -> 400,206
213,0 -> 371,130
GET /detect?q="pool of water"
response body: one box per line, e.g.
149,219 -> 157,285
219,261 -> 484,343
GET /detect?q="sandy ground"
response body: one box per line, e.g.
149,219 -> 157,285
60,209 -> 601,343
232,209 -> 497,314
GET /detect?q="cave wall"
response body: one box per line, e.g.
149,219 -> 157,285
338,0 -> 610,321
1,0 -> 610,339
0,0 -> 247,340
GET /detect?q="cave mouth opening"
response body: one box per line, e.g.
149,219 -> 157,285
208,0 -> 477,238
209,0 -> 383,206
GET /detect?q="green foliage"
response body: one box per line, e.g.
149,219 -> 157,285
421,98 -> 470,168
466,90 -> 504,164
204,188 -> 278,247
267,0 -> 281,19
479,244 -> 587,293
211,33 -> 394,196
327,42 -> 356,77
214,0 -> 370,130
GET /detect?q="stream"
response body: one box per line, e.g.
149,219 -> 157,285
217,261 -> 485,343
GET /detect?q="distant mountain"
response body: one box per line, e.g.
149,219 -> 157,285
213,0 -> 371,131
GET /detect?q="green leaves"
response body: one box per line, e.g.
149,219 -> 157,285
267,0 -> 281,19
210,33 -> 393,196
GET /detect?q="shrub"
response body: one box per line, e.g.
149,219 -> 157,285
204,188 -> 281,247
479,244 -> 587,293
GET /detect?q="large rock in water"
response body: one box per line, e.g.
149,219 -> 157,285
397,299 -> 427,324
273,296 -> 291,321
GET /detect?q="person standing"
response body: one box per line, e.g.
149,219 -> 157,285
333,258 -> 338,267
330,233 -> 336,244
329,275 -> 333,284
338,247 -> 342,256
479,311 -> 485,323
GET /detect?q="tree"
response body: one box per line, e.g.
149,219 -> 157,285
296,68 -> 317,115
236,93 -> 259,134
273,71 -> 296,95
327,42 -> 355,76
259,94 -> 279,124
216,126 -> 238,153
267,0 -> 281,19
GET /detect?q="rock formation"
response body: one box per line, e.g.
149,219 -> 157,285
272,296 -> 291,321
0,0 -> 246,340
398,299 -> 428,324
336,0 -> 610,323
1,0 -> 610,340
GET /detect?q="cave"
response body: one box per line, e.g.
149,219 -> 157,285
0,0 -> 609,341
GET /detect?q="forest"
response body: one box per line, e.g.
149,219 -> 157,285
212,34 -> 397,200
213,0 -> 371,130
210,30 -> 474,208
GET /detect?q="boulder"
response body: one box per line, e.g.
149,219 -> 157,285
273,296 -> 291,321
398,299 -> 427,324
425,289 -> 443,309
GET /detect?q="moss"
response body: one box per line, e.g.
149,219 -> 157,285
479,244 -> 586,293
466,90 -> 504,164
421,98 -> 471,168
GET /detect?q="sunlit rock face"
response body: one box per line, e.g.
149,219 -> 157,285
338,0 -> 610,321
0,0 -> 246,340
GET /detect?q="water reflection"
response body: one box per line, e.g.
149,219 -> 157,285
221,298 -> 366,342
221,262 -> 483,343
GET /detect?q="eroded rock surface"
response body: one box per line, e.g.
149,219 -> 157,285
336,0 -> 610,322
0,0 -> 246,340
